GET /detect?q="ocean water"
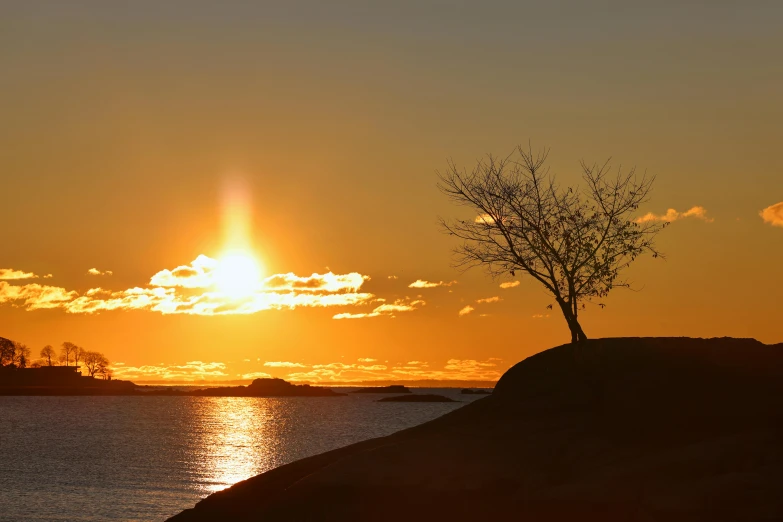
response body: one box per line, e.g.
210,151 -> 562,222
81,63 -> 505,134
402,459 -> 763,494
0,389 -> 484,521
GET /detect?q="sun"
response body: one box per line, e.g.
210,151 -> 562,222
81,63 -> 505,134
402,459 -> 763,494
213,252 -> 263,297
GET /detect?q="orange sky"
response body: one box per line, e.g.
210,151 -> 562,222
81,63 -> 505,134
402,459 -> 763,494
1,2 -> 781,383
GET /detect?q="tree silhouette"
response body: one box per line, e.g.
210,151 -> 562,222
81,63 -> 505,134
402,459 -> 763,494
96,360 -> 112,380
0,337 -> 15,366
40,345 -> 56,366
73,345 -> 85,368
14,343 -> 30,368
438,145 -> 666,343
82,351 -> 109,377
60,342 -> 77,366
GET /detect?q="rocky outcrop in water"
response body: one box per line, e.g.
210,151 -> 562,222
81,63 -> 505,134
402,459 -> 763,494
351,384 -> 411,394
187,378 -> 343,397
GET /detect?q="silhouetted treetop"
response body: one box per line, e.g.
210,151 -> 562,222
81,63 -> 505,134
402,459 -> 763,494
438,144 -> 667,343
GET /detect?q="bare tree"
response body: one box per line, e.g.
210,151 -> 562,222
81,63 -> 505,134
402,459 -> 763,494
82,351 -> 109,378
14,343 -> 31,368
60,342 -> 77,366
73,345 -> 85,368
0,337 -> 15,366
96,361 -> 112,380
438,145 -> 666,343
40,345 -> 56,366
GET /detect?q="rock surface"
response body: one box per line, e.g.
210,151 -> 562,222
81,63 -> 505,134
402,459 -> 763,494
376,393 -> 456,403
168,337 -> 783,522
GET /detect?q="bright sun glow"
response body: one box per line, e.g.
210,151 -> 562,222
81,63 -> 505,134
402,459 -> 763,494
214,253 -> 263,297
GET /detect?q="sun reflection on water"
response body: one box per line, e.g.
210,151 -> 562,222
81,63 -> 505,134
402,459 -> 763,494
191,397 -> 284,495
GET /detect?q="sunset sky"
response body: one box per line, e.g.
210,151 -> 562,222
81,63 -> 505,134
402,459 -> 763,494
2,2 -> 781,384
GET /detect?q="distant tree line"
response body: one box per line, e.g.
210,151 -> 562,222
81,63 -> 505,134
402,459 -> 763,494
0,337 -> 112,379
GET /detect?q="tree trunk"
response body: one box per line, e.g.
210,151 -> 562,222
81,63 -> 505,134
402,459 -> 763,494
556,298 -> 588,343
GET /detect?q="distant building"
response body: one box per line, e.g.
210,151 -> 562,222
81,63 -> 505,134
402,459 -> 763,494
0,365 -> 94,387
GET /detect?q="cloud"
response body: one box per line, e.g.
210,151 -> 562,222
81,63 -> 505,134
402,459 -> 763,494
458,305 -> 474,316
474,214 -> 496,224
285,357 -> 503,383
635,206 -> 713,223
112,360 -> 228,381
760,201 -> 783,228
0,255 -> 377,316
241,372 -> 273,380
357,358 -> 377,363
332,298 -> 425,320
263,361 -> 306,368
387,275 -> 398,280
476,296 -> 501,304
408,280 -> 457,289
499,281 -> 520,289
87,268 -> 113,276
531,314 -> 550,319
0,269 -> 39,280
357,364 -> 388,371
444,359 -> 498,371
313,362 -> 358,370
149,255 -> 219,288
263,272 -> 368,293
389,358 -> 502,382
0,282 -> 79,310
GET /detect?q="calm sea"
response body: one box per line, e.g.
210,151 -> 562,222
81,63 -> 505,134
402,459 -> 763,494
0,389 -> 484,521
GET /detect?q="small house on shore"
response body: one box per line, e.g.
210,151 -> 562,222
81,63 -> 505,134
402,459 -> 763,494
0,365 -> 95,387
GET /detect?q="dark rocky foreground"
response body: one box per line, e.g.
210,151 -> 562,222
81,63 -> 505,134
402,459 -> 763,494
168,337 -> 783,522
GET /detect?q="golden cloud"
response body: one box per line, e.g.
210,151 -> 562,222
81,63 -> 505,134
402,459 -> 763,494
760,201 -> 783,228
113,356 -> 504,385
499,280 -> 520,289
263,361 -> 306,368
264,272 -> 368,293
87,268 -> 113,276
149,255 -> 218,288
408,279 -> 457,289
112,360 -> 228,381
285,357 -> 503,383
476,296 -> 501,304
0,269 -> 39,280
332,298 -> 425,320
0,256 -> 377,316
0,281 -> 79,310
635,206 -> 713,223
458,305 -> 474,317
241,371 -> 273,380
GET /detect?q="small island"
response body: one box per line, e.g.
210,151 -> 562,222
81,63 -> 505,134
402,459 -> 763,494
376,394 -> 456,403
182,378 -> 343,397
460,388 -> 491,395
351,385 -> 411,394
1,338 -> 344,397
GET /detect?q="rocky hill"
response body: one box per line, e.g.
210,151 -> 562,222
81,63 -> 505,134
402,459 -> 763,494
168,337 -> 783,522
